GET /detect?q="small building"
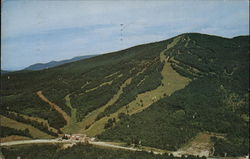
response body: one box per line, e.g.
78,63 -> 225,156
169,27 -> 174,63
62,134 -> 90,143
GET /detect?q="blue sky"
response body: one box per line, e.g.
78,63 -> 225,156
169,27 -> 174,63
1,0 -> 249,70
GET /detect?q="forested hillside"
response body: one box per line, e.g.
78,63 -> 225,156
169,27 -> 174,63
1,33 -> 248,157
100,34 -> 249,156
1,143 -> 206,159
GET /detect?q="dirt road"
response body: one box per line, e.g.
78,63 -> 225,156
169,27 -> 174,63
0,139 -> 72,146
0,139 -> 229,158
89,141 -> 138,151
0,139 -> 138,152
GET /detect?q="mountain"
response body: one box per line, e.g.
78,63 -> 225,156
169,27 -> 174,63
24,55 -> 96,71
1,70 -> 12,74
0,33 -> 249,157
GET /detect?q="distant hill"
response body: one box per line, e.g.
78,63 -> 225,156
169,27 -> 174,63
24,55 -> 96,70
1,33 -> 249,157
1,70 -> 12,74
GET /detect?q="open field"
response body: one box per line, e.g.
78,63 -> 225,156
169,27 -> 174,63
0,115 -> 53,139
0,136 -> 31,143
10,112 -> 58,133
172,132 -> 219,157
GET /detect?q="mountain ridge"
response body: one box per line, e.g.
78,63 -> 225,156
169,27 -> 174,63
24,54 -> 96,71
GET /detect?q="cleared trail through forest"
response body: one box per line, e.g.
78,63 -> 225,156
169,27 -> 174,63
65,94 -> 77,123
85,37 -> 191,136
77,77 -> 132,134
36,91 -> 71,125
62,94 -> 79,133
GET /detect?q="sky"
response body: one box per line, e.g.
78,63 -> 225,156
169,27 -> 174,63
1,0 -> 249,70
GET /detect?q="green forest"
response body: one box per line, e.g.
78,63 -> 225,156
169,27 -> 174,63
99,34 -> 249,156
1,143 -> 206,159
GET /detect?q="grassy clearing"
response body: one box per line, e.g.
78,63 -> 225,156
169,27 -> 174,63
81,81 -> 90,89
173,132 -> 225,157
84,39 -> 191,136
65,94 -> 77,123
104,71 -> 120,79
62,94 -> 78,133
170,57 -> 203,74
10,112 -> 58,133
167,35 -> 181,49
117,74 -> 123,78
140,146 -> 171,154
0,115 -> 53,139
85,80 -> 113,93
0,135 -> 31,143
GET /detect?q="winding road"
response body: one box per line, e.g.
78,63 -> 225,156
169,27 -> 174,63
0,139 -> 234,159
